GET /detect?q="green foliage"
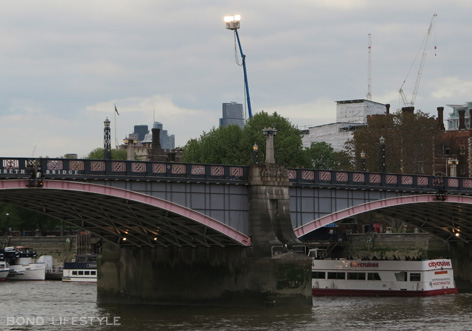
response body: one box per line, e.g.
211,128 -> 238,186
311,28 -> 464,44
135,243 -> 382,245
304,142 -> 353,170
182,112 -> 307,167
346,110 -> 441,174
85,148 -> 128,160
0,203 -> 65,234
241,111 -> 306,167
182,125 -> 246,165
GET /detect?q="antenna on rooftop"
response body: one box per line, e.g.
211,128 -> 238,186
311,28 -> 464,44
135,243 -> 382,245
367,33 -> 372,101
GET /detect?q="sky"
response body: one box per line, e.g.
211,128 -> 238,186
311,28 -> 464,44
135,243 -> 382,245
1,0 -> 471,158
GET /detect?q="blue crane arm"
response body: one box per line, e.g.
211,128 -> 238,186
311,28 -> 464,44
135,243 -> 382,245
234,29 -> 253,119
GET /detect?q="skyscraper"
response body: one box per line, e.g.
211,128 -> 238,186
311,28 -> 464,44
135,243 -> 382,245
219,102 -> 245,128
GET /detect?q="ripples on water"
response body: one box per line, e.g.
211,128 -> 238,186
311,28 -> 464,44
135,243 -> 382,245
0,281 -> 471,330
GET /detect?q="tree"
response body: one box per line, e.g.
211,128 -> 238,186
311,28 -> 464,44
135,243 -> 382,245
182,125 -> 246,165
346,110 -> 441,174
0,203 -> 65,235
85,148 -> 128,160
182,112 -> 307,167
304,142 -> 353,170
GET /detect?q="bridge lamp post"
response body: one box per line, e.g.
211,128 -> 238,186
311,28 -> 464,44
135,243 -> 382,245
360,151 -> 366,172
378,136 -> 386,173
104,117 -> 112,160
447,158 -> 459,177
123,136 -> 138,161
253,143 -> 259,164
1,212 -> 9,235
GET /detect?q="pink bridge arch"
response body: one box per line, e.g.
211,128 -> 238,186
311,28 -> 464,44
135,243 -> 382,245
0,180 -> 251,247
295,194 -> 472,242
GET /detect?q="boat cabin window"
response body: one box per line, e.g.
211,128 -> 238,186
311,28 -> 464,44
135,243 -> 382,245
91,271 -> 96,275
394,272 -> 407,282
78,271 -> 84,275
328,272 -> 345,280
367,272 -> 381,281
312,271 -> 326,279
85,271 -> 90,275
347,272 -> 366,280
409,273 -> 421,281
72,271 -> 77,275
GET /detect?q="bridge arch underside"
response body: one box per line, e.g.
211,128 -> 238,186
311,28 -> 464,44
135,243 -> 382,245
295,195 -> 472,243
0,180 -> 250,248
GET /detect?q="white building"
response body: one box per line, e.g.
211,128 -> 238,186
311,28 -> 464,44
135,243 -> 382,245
446,102 -> 472,130
302,99 -> 386,151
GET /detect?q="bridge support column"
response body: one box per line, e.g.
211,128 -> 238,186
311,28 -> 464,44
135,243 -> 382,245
450,242 -> 472,291
97,243 -> 312,307
248,164 -> 303,255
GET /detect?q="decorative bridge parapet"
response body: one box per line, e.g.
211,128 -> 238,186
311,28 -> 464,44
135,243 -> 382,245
0,158 -> 249,184
2,157 -> 472,194
287,168 -> 472,194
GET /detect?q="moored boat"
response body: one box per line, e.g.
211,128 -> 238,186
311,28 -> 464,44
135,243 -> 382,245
0,261 -> 9,281
3,247 -> 46,281
62,254 -> 97,283
309,250 -> 458,296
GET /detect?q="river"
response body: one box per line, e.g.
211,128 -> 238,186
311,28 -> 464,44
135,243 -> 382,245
1,281 -> 471,330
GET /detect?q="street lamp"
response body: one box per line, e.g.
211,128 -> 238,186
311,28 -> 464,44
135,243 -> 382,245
224,14 -> 253,119
447,158 -> 459,177
123,136 -> 138,161
379,136 -> 386,173
360,151 -> 366,172
253,143 -> 259,165
2,212 -> 9,235
104,117 -> 112,160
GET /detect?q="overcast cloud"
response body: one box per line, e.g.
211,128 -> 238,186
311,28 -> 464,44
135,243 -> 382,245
1,0 -> 470,158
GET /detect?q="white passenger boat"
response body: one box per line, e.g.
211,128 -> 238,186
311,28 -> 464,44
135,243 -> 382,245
310,250 -> 458,296
0,261 -> 9,281
62,255 -> 97,283
4,247 -> 46,281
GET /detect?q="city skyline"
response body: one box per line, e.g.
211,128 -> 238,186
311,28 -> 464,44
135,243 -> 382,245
0,1 -> 470,158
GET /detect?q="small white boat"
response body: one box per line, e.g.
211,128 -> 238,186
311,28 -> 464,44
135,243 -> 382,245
309,249 -> 458,296
62,255 -> 97,283
0,261 -> 9,281
4,247 -> 46,281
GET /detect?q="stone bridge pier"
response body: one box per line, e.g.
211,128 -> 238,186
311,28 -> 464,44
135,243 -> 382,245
97,130 -> 312,306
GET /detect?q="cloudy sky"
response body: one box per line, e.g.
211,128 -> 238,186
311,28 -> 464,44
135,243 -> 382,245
1,0 -> 470,158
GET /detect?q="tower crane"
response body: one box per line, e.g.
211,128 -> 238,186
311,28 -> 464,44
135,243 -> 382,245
399,13 -> 437,108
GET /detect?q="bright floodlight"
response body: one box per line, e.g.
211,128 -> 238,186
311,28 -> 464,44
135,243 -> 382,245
224,14 -> 241,30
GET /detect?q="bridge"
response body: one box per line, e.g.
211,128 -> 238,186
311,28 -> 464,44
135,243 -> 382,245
1,156 -> 472,304
1,157 -> 471,244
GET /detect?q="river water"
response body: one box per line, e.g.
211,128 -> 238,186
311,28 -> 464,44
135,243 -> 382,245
1,281 -> 471,330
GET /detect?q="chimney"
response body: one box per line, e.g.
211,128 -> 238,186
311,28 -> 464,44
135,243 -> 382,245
459,109 -> 466,130
469,108 -> 472,130
385,104 -> 390,115
437,107 -> 445,131
151,128 -> 166,161
401,106 -> 414,114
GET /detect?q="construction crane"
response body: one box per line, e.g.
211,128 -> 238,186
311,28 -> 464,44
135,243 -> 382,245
224,14 -> 253,119
399,13 -> 437,107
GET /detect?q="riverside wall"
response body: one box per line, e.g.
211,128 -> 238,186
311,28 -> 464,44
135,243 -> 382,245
339,233 -> 450,260
1,236 -> 78,267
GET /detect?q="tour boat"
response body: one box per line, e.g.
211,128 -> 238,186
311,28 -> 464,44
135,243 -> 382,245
62,254 -> 97,283
309,250 -> 458,296
0,261 -> 9,281
3,247 -> 46,281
